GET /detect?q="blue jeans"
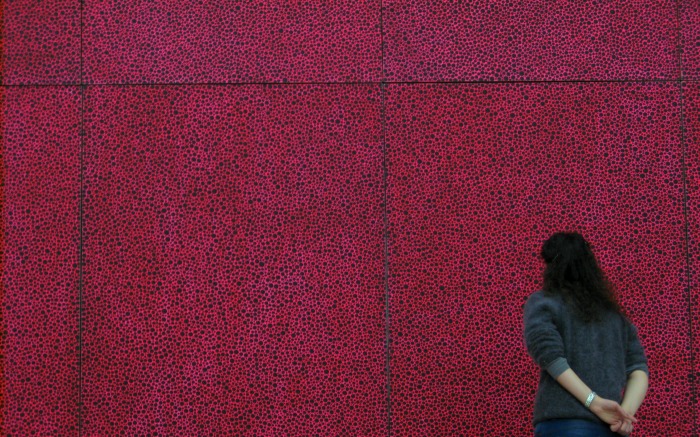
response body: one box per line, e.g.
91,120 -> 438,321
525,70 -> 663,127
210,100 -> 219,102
535,419 -> 619,437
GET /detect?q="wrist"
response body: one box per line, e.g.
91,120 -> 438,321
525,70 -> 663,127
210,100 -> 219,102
587,393 -> 602,413
620,402 -> 635,416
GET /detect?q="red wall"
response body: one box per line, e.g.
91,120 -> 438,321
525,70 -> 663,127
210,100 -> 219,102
2,1 -> 699,435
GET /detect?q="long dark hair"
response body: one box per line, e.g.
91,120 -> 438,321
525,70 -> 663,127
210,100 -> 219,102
540,231 -> 625,323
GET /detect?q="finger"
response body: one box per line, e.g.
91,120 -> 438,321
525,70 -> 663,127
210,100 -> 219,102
610,421 -> 620,432
615,405 -> 633,421
618,407 -> 637,423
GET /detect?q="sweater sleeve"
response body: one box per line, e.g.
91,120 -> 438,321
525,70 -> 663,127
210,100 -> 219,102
523,292 -> 570,379
623,317 -> 649,378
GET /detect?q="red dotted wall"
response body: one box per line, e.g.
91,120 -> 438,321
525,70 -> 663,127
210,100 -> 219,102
1,1 -> 699,436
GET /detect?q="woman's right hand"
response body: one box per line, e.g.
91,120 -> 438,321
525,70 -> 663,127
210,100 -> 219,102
610,418 -> 634,436
589,396 -> 637,434
610,404 -> 636,436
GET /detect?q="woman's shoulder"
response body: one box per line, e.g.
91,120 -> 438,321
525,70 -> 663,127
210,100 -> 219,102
524,289 -> 564,314
525,289 -> 562,305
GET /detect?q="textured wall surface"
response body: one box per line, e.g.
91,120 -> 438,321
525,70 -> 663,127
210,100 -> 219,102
1,1 -> 699,436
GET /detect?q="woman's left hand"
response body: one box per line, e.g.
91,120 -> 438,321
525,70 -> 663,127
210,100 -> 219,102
589,396 -> 637,431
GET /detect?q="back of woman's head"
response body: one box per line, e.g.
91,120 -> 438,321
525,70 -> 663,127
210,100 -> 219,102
540,231 -> 625,323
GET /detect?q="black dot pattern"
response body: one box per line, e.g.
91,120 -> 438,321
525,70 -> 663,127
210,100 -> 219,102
0,1 -> 698,436
2,0 -> 81,85
686,81 -> 700,434
83,1 -> 382,84
682,0 -> 700,79
383,0 -> 680,81
2,87 -> 82,434
385,82 -> 692,436
81,85 -> 386,435
3,1 -> 698,83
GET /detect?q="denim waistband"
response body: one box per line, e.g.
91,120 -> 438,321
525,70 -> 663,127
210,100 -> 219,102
534,419 -> 619,437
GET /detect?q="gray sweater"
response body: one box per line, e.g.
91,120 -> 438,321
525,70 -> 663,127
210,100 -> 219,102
523,290 -> 649,426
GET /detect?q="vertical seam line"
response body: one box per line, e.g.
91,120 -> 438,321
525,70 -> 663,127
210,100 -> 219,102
79,84 -> 85,437
676,0 -> 695,434
379,1 -> 390,436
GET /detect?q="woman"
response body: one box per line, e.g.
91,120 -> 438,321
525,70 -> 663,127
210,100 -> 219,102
523,232 -> 649,436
